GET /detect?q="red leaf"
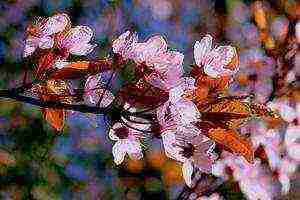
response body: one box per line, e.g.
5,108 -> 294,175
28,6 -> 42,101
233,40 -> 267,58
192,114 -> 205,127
49,61 -> 90,79
42,108 -> 65,132
208,128 -> 254,164
36,51 -> 57,79
49,60 -> 113,79
118,81 -> 169,109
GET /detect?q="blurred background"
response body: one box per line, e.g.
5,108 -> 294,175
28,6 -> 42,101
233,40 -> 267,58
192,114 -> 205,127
0,0 -> 299,199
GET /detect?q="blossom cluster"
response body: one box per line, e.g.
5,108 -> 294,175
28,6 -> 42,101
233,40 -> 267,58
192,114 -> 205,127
22,13 -> 299,199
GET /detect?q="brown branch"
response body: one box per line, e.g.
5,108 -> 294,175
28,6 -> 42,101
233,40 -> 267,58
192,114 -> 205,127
0,89 -> 110,114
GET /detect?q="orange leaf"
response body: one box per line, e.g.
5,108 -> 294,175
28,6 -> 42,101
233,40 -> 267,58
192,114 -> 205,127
36,51 -> 56,79
208,128 -> 254,164
189,66 -> 231,92
50,59 -> 113,79
204,99 -> 252,128
43,108 -> 65,132
50,61 -> 90,79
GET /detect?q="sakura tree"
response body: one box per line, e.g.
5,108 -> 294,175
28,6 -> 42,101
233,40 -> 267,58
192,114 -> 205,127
0,12 -> 298,200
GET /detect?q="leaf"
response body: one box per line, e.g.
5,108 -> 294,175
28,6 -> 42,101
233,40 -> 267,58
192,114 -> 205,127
190,66 -> 231,92
208,128 -> 254,164
49,60 -> 113,79
206,99 -> 252,129
43,108 -> 65,132
50,61 -> 90,79
36,51 -> 57,79
247,103 -> 284,128
118,81 -> 169,109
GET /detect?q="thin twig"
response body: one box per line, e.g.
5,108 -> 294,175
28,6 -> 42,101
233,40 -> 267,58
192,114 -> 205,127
0,89 -> 110,114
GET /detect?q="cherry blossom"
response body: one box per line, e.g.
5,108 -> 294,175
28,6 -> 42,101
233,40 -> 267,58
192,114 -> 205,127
212,153 -> 274,200
23,13 -> 70,57
112,30 -> 138,60
57,25 -> 97,57
112,32 -> 184,90
109,122 -> 145,165
248,122 -> 299,195
109,104 -> 150,165
157,77 -> 201,126
156,76 -> 212,187
160,125 -> 216,187
197,193 -> 223,200
194,34 -> 239,78
24,13 -> 97,59
178,132 -> 216,187
84,73 -> 114,107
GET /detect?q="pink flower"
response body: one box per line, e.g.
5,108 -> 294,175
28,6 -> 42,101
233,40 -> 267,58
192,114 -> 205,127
161,128 -> 216,187
194,34 -> 239,78
285,125 -> 300,162
197,193 -> 223,200
23,13 -> 70,57
109,104 -> 150,165
157,77 -> 200,126
112,32 -> 184,90
212,153 -> 274,200
112,31 -> 138,60
248,123 -> 299,194
84,74 -> 114,107
24,13 -> 97,58
145,50 -> 184,90
156,76 -> 215,187
57,25 -> 97,56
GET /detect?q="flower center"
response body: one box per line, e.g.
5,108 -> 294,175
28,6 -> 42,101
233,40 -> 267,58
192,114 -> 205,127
180,143 -> 196,158
114,127 -> 129,139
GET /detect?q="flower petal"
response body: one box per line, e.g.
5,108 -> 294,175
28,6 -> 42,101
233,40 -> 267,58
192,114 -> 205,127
134,35 -> 167,64
69,43 -> 97,56
59,26 -> 95,52
194,34 -> 212,67
109,123 -> 123,141
38,35 -> 54,49
182,160 -> 194,187
112,141 -> 127,165
112,31 -> 138,59
84,74 -> 114,106
203,46 -> 238,78
40,13 -> 70,35
23,37 -> 38,57
126,140 -> 143,160
162,131 -> 186,162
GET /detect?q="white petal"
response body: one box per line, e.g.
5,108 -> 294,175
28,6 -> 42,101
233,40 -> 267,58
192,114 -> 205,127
112,141 -> 127,165
54,60 -> 69,69
287,144 -> 300,161
60,26 -> 95,51
162,132 -> 186,162
126,140 -> 143,160
69,43 -> 97,55
182,160 -> 194,187
134,35 -> 167,64
109,129 -> 119,141
109,123 -> 123,141
23,37 -> 39,57
38,35 -> 54,49
194,34 -> 212,66
85,74 -> 102,91
174,100 -> 201,124
203,46 -> 238,78
40,13 -> 70,35
112,31 -> 130,54
112,31 -> 138,59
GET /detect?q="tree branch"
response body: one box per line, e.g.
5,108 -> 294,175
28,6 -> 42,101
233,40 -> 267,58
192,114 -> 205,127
0,89 -> 110,114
